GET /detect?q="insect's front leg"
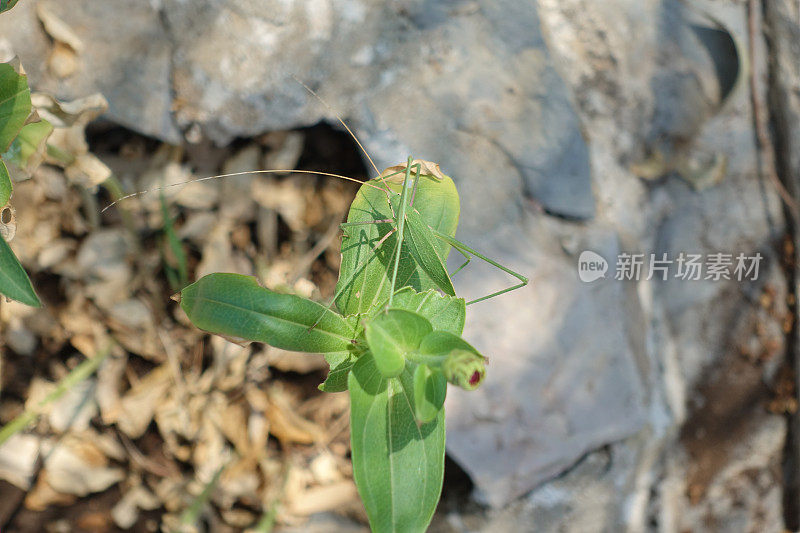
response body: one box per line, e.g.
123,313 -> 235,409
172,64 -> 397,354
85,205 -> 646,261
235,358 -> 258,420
340,218 -> 395,243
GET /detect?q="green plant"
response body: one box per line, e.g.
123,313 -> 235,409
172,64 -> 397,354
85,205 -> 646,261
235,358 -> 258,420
179,157 -> 527,532
0,60 -> 52,307
0,0 -> 19,14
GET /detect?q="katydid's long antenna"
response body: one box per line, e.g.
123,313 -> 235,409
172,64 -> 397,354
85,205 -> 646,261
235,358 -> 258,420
100,169 -> 382,213
291,74 -> 381,177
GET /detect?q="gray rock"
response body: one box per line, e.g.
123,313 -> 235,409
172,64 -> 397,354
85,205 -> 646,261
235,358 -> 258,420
0,1 -> 180,143
444,224 -> 647,507
0,0 -> 795,528
0,0 -> 595,219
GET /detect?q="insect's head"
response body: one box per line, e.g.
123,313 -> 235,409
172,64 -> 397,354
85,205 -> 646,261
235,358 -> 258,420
375,159 -> 447,197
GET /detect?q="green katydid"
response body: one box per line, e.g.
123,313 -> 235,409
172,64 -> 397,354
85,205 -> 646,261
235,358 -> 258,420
331,155 -> 528,318
104,85 -> 530,533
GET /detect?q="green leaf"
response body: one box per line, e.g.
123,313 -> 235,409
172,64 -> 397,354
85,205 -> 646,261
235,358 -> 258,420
319,351 -> 356,392
348,353 -> 445,533
180,273 -> 354,353
418,330 -> 481,360
365,309 -> 432,378
417,332 -> 486,390
0,233 -> 40,307
413,364 -> 446,424
2,119 -> 53,176
390,287 -> 466,335
0,160 -> 11,205
0,0 -> 20,13
0,62 -> 31,152
335,165 -> 460,315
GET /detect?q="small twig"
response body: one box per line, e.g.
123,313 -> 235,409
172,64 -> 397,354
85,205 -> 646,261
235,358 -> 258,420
252,451 -> 291,533
158,328 -> 188,402
317,407 -> 351,449
117,430 -> 175,478
179,463 -> 227,529
0,344 -> 112,446
748,0 -> 798,220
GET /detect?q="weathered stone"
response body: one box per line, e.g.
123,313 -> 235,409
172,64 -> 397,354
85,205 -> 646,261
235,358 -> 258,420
0,1 -> 180,142
0,1 -> 794,527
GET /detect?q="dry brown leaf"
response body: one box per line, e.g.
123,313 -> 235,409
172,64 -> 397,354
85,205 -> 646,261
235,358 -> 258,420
24,469 -> 77,511
286,480 -> 359,516
195,217 -> 251,279
215,459 -> 260,510
309,452 -> 343,485
4,318 -> 37,355
47,41 -> 78,78
178,211 -> 217,244
64,152 -> 113,187
38,435 -> 125,498
32,92 -> 113,188
222,508 -> 258,528
251,175 -> 314,233
378,159 -> 445,181
211,336 -> 252,391
261,131 -> 305,171
191,400 -> 232,481
45,378 -> 98,433
247,410 -> 270,460
37,238 -> 76,269
146,161 -> 218,212
36,2 -> 85,52
263,387 -> 324,445
217,401 -> 251,457
111,484 -> 160,529
95,352 -> 127,424
219,144 -> 261,221
32,93 -> 107,130
262,347 -> 328,374
0,434 -> 40,490
118,365 -> 171,438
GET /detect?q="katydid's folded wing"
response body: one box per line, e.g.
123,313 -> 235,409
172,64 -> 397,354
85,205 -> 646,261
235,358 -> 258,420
404,208 -> 455,296
335,162 -> 459,315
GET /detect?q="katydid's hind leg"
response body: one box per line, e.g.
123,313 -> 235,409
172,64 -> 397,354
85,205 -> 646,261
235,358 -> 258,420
373,226 -> 397,250
449,245 -> 472,278
341,219 -> 394,228
432,229 -> 529,305
309,231 -> 369,330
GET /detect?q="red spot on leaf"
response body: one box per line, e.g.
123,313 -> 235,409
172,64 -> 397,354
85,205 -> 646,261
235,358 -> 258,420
469,371 -> 481,386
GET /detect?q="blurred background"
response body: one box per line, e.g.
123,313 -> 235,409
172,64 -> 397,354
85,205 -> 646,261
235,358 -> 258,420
0,0 -> 799,531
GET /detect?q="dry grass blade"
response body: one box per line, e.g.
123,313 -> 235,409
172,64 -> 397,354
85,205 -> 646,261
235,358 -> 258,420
179,463 -> 226,530
0,344 -> 112,446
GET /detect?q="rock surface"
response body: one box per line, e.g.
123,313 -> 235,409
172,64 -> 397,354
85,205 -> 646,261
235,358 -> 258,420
1,0 -> 796,530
